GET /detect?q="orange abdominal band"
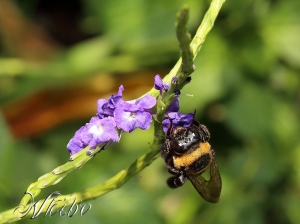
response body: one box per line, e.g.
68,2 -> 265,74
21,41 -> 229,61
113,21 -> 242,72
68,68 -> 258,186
173,142 -> 211,168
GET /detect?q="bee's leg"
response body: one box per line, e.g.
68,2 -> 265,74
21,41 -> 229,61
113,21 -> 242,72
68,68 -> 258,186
161,140 -> 171,160
167,166 -> 180,175
166,173 -> 187,188
198,124 -> 210,142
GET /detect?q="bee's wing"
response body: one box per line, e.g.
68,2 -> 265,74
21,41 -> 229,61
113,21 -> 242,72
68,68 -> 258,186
186,156 -> 222,203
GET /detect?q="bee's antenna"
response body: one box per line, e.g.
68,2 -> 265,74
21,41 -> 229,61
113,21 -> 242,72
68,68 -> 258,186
187,109 -> 197,131
193,110 -> 197,121
167,119 -> 174,137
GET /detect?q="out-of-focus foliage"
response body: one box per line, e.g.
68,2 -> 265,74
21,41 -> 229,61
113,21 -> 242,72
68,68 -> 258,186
0,0 -> 299,224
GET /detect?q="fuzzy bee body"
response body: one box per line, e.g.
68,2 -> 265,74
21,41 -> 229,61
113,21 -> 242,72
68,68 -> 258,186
162,119 -> 222,203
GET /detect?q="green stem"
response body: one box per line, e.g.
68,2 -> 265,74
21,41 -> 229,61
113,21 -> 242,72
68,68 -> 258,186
148,0 -> 226,96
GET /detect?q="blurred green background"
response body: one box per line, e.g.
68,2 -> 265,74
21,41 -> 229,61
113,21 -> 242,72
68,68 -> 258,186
0,0 -> 300,223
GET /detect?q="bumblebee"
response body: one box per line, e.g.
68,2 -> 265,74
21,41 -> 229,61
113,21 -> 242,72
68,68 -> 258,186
161,118 -> 222,203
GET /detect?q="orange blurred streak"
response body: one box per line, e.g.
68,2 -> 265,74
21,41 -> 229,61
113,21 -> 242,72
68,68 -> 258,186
2,70 -> 164,139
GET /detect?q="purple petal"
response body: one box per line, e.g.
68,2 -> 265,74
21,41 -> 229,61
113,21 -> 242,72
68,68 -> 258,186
118,85 -> 124,96
114,109 -> 134,132
154,74 -> 164,90
121,101 -> 140,111
166,97 -> 180,113
97,85 -> 125,117
67,139 -> 84,155
90,115 -> 100,123
67,126 -> 88,155
67,117 -> 119,155
134,112 -> 152,130
162,112 -> 194,133
97,99 -> 108,113
114,107 -> 152,132
154,74 -> 169,92
135,94 -> 156,109
85,117 -> 119,148
162,119 -> 171,133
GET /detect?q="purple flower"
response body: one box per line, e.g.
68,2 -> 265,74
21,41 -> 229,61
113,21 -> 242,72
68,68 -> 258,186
67,85 -> 158,155
114,94 -> 156,132
83,116 -> 119,148
154,74 -> 170,93
162,112 -> 194,133
166,97 -> 179,113
154,74 -> 180,112
67,116 -> 119,155
66,126 -> 88,155
97,85 -> 124,117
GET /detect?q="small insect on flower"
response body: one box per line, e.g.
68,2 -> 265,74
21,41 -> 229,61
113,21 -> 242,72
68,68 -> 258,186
161,113 -> 222,203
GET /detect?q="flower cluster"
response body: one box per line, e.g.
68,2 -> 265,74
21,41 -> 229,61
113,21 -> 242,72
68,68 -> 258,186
67,85 -> 156,155
67,74 -> 193,156
154,74 -> 193,132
